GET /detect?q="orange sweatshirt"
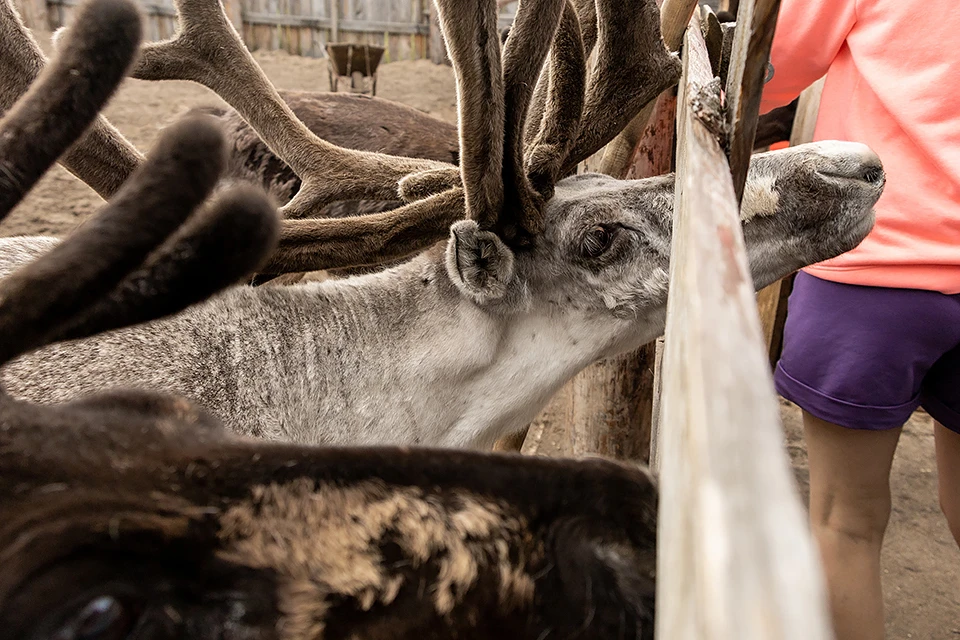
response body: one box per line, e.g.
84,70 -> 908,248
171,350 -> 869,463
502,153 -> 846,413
760,0 -> 960,294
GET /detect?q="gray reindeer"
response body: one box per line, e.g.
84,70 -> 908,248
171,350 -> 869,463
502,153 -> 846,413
0,6 -> 662,638
0,0 -> 884,449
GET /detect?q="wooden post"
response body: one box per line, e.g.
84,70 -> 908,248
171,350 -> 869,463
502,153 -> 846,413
655,10 -> 832,638
330,0 -> 339,42
12,0 -> 48,30
723,0 -> 781,203
597,0 -> 698,178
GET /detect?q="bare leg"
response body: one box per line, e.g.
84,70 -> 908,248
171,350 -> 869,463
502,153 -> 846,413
803,411 -> 901,640
934,421 -> 960,547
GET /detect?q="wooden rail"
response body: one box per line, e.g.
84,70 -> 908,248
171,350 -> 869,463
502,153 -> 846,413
654,9 -> 832,639
35,0 -> 518,61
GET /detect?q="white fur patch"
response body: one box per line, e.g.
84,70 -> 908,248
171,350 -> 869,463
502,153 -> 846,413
740,175 -> 779,222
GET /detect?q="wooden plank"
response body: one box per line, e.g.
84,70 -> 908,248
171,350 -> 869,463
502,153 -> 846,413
330,0 -> 339,41
755,76 -> 825,366
788,76 -> 825,146
724,0 -> 781,204
428,2 -> 448,64
222,0 -> 244,30
242,11 -> 426,34
655,12 -> 832,640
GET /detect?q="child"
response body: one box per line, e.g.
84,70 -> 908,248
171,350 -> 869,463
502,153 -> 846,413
759,1 -> 960,639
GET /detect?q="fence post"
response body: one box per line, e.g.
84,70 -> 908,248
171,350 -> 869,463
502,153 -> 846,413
655,8 -> 833,639
755,76 -> 825,366
221,0 -> 243,32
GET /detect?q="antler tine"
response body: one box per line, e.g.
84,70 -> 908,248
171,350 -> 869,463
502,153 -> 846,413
0,114 -> 225,366
561,0 -> 681,173
262,188 -> 464,274
0,0 -> 140,219
0,0 -> 144,200
497,0 -> 565,243
431,0 -> 505,231
571,0 -> 598,55
58,182 -> 278,342
524,0 -> 586,198
130,0 -> 451,217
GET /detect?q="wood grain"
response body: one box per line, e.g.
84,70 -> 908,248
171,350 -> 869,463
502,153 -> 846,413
655,11 -> 832,638
723,0 -> 781,203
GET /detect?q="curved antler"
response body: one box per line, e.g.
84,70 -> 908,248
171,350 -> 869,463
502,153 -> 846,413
561,0 -> 682,172
131,0 -> 451,217
524,0 -> 586,198
432,0 -> 506,231
498,0 -> 565,242
0,0 -> 139,216
0,0 -> 144,200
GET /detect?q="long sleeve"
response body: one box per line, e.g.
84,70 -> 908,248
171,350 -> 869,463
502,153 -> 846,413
759,0 -> 858,113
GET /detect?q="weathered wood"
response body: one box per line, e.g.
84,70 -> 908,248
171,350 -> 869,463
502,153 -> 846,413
724,0 -> 781,204
330,0 -> 338,40
755,76 -> 825,367
596,0 -> 696,178
12,0 -> 48,29
655,12 -> 832,639
647,336 -> 665,472
788,76 -> 825,146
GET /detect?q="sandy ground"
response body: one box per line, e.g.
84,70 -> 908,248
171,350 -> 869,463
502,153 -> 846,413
4,32 -> 956,637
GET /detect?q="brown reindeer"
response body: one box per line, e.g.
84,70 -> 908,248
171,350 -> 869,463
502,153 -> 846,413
0,3 -> 662,639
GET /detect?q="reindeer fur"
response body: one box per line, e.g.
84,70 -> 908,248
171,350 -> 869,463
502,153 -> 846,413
0,5 -> 662,637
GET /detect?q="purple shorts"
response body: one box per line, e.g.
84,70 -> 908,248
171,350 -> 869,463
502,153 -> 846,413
774,271 -> 960,434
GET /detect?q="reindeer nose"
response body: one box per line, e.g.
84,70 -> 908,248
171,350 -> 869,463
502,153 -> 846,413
810,141 -> 885,185
860,163 -> 885,185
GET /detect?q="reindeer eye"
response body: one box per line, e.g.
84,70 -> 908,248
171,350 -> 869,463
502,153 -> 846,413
54,596 -> 136,640
582,225 -> 616,258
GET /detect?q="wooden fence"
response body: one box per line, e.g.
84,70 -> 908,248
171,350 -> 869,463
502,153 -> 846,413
22,0 -> 517,61
524,1 -> 836,637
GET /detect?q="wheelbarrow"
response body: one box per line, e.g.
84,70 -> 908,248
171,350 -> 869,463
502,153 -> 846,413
325,43 -> 385,96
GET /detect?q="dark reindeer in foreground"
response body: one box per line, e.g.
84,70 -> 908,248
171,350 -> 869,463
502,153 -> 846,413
1,2 -> 660,639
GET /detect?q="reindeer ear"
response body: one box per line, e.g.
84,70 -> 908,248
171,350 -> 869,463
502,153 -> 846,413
445,220 -> 516,304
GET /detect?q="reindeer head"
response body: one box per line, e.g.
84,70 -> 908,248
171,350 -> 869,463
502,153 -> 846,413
448,141 -> 882,351
421,0 -> 882,359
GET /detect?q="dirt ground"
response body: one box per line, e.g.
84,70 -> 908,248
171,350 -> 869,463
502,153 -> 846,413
5,31 -> 956,637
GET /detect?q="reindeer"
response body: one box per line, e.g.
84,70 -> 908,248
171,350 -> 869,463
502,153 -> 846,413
0,0 -> 885,450
187,92 -> 459,215
1,6 -> 660,637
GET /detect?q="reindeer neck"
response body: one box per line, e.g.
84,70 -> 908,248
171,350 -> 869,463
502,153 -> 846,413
244,254 -> 613,449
